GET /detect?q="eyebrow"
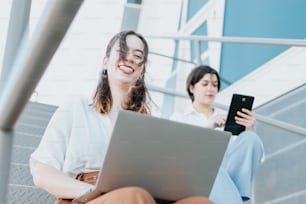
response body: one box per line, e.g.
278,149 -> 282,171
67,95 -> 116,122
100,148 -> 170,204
116,47 -> 144,55
132,49 -> 144,54
201,79 -> 218,83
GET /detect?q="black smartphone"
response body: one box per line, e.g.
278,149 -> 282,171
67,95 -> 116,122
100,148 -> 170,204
224,94 -> 254,135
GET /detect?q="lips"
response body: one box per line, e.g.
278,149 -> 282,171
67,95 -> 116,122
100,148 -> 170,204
205,94 -> 215,98
118,64 -> 135,74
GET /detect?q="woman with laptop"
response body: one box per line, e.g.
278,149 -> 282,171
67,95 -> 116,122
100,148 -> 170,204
29,31 -> 213,204
171,65 -> 265,204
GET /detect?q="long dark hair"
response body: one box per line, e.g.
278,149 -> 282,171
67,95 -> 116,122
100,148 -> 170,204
186,65 -> 221,102
92,30 -> 150,114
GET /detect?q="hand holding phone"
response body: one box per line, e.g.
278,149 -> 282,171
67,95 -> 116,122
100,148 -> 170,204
224,94 -> 254,135
235,108 -> 256,131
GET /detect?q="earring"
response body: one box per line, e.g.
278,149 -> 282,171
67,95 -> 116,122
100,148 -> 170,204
102,69 -> 107,77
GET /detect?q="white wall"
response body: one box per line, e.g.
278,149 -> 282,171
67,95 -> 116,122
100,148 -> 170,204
138,0 -> 182,116
31,0 -> 127,105
173,0 -> 225,115
1,0 -> 127,106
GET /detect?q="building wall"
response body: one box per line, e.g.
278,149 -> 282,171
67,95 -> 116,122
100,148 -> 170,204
220,0 -> 306,89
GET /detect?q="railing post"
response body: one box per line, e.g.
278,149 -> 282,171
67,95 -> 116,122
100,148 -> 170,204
195,40 -> 202,65
0,130 -> 14,203
0,0 -> 31,93
0,1 -> 84,203
0,1 -> 31,203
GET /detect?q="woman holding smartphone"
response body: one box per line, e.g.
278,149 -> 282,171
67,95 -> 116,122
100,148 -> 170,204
171,65 -> 265,204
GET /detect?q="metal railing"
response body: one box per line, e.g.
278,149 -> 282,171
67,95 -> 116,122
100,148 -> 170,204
148,51 -> 232,86
145,34 -> 306,137
0,1 -> 84,203
147,84 -> 306,137
146,35 -> 306,47
149,51 -> 197,65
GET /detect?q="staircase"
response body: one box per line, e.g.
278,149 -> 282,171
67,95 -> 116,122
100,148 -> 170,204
7,102 -> 57,204
253,84 -> 306,204
6,84 -> 306,203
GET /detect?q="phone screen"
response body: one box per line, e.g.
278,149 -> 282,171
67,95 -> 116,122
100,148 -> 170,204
224,94 -> 254,135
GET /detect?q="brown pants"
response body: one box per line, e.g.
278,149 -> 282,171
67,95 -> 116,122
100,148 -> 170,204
55,172 -> 213,204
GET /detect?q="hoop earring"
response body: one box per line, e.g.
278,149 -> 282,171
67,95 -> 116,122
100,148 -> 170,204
102,69 -> 107,78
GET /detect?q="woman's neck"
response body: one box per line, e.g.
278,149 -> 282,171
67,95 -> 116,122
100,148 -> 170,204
110,81 -> 130,105
192,101 -> 214,116
108,84 -> 130,123
108,99 -> 125,125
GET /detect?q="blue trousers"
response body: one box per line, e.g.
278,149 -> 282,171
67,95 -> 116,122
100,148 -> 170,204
209,131 -> 265,204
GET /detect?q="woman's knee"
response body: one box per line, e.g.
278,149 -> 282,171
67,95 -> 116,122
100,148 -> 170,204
239,131 -> 263,148
89,186 -> 156,204
238,131 -> 265,161
118,186 -> 153,197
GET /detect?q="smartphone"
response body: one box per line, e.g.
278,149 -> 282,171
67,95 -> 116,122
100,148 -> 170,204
224,94 -> 254,135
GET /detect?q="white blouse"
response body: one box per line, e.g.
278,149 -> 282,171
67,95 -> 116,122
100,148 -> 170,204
170,104 -> 226,130
30,96 -> 114,178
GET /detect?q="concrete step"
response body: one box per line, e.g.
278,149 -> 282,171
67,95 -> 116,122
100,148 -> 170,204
7,185 -> 55,204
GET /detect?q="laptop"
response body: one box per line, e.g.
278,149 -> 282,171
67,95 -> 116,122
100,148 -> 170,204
73,110 -> 231,202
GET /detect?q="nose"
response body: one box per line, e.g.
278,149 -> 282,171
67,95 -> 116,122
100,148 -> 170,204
125,51 -> 135,63
207,84 -> 214,90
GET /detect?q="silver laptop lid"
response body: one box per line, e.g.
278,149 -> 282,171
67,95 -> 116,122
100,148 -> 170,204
96,110 -> 231,201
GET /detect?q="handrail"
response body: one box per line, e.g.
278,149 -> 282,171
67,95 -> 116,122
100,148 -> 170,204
146,35 -> 306,47
149,51 -> 197,65
147,84 -> 306,137
147,84 -> 189,98
0,1 -> 31,202
146,34 -> 306,136
0,0 -> 84,129
0,0 -> 84,203
148,52 -> 232,86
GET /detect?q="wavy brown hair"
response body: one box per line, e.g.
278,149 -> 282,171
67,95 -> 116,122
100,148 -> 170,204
92,30 -> 150,114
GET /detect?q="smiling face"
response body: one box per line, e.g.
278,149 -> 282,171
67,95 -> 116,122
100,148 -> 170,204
104,34 -> 146,87
189,73 -> 219,106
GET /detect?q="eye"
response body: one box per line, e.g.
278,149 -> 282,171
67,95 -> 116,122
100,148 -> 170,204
133,51 -> 144,58
133,54 -> 143,59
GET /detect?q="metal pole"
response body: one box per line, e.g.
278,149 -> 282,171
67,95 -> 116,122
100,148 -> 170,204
149,51 -> 197,65
148,84 -> 188,98
0,130 -> 14,203
194,40 -> 202,65
255,114 -> 306,137
0,0 -> 31,92
0,0 -> 84,203
211,102 -> 306,137
0,0 -> 31,202
146,35 -> 306,47
147,85 -> 306,137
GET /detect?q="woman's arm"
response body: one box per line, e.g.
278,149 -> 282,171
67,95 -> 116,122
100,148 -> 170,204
32,160 -> 93,199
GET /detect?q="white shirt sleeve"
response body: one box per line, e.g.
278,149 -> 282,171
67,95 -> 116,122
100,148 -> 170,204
30,98 -> 75,171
